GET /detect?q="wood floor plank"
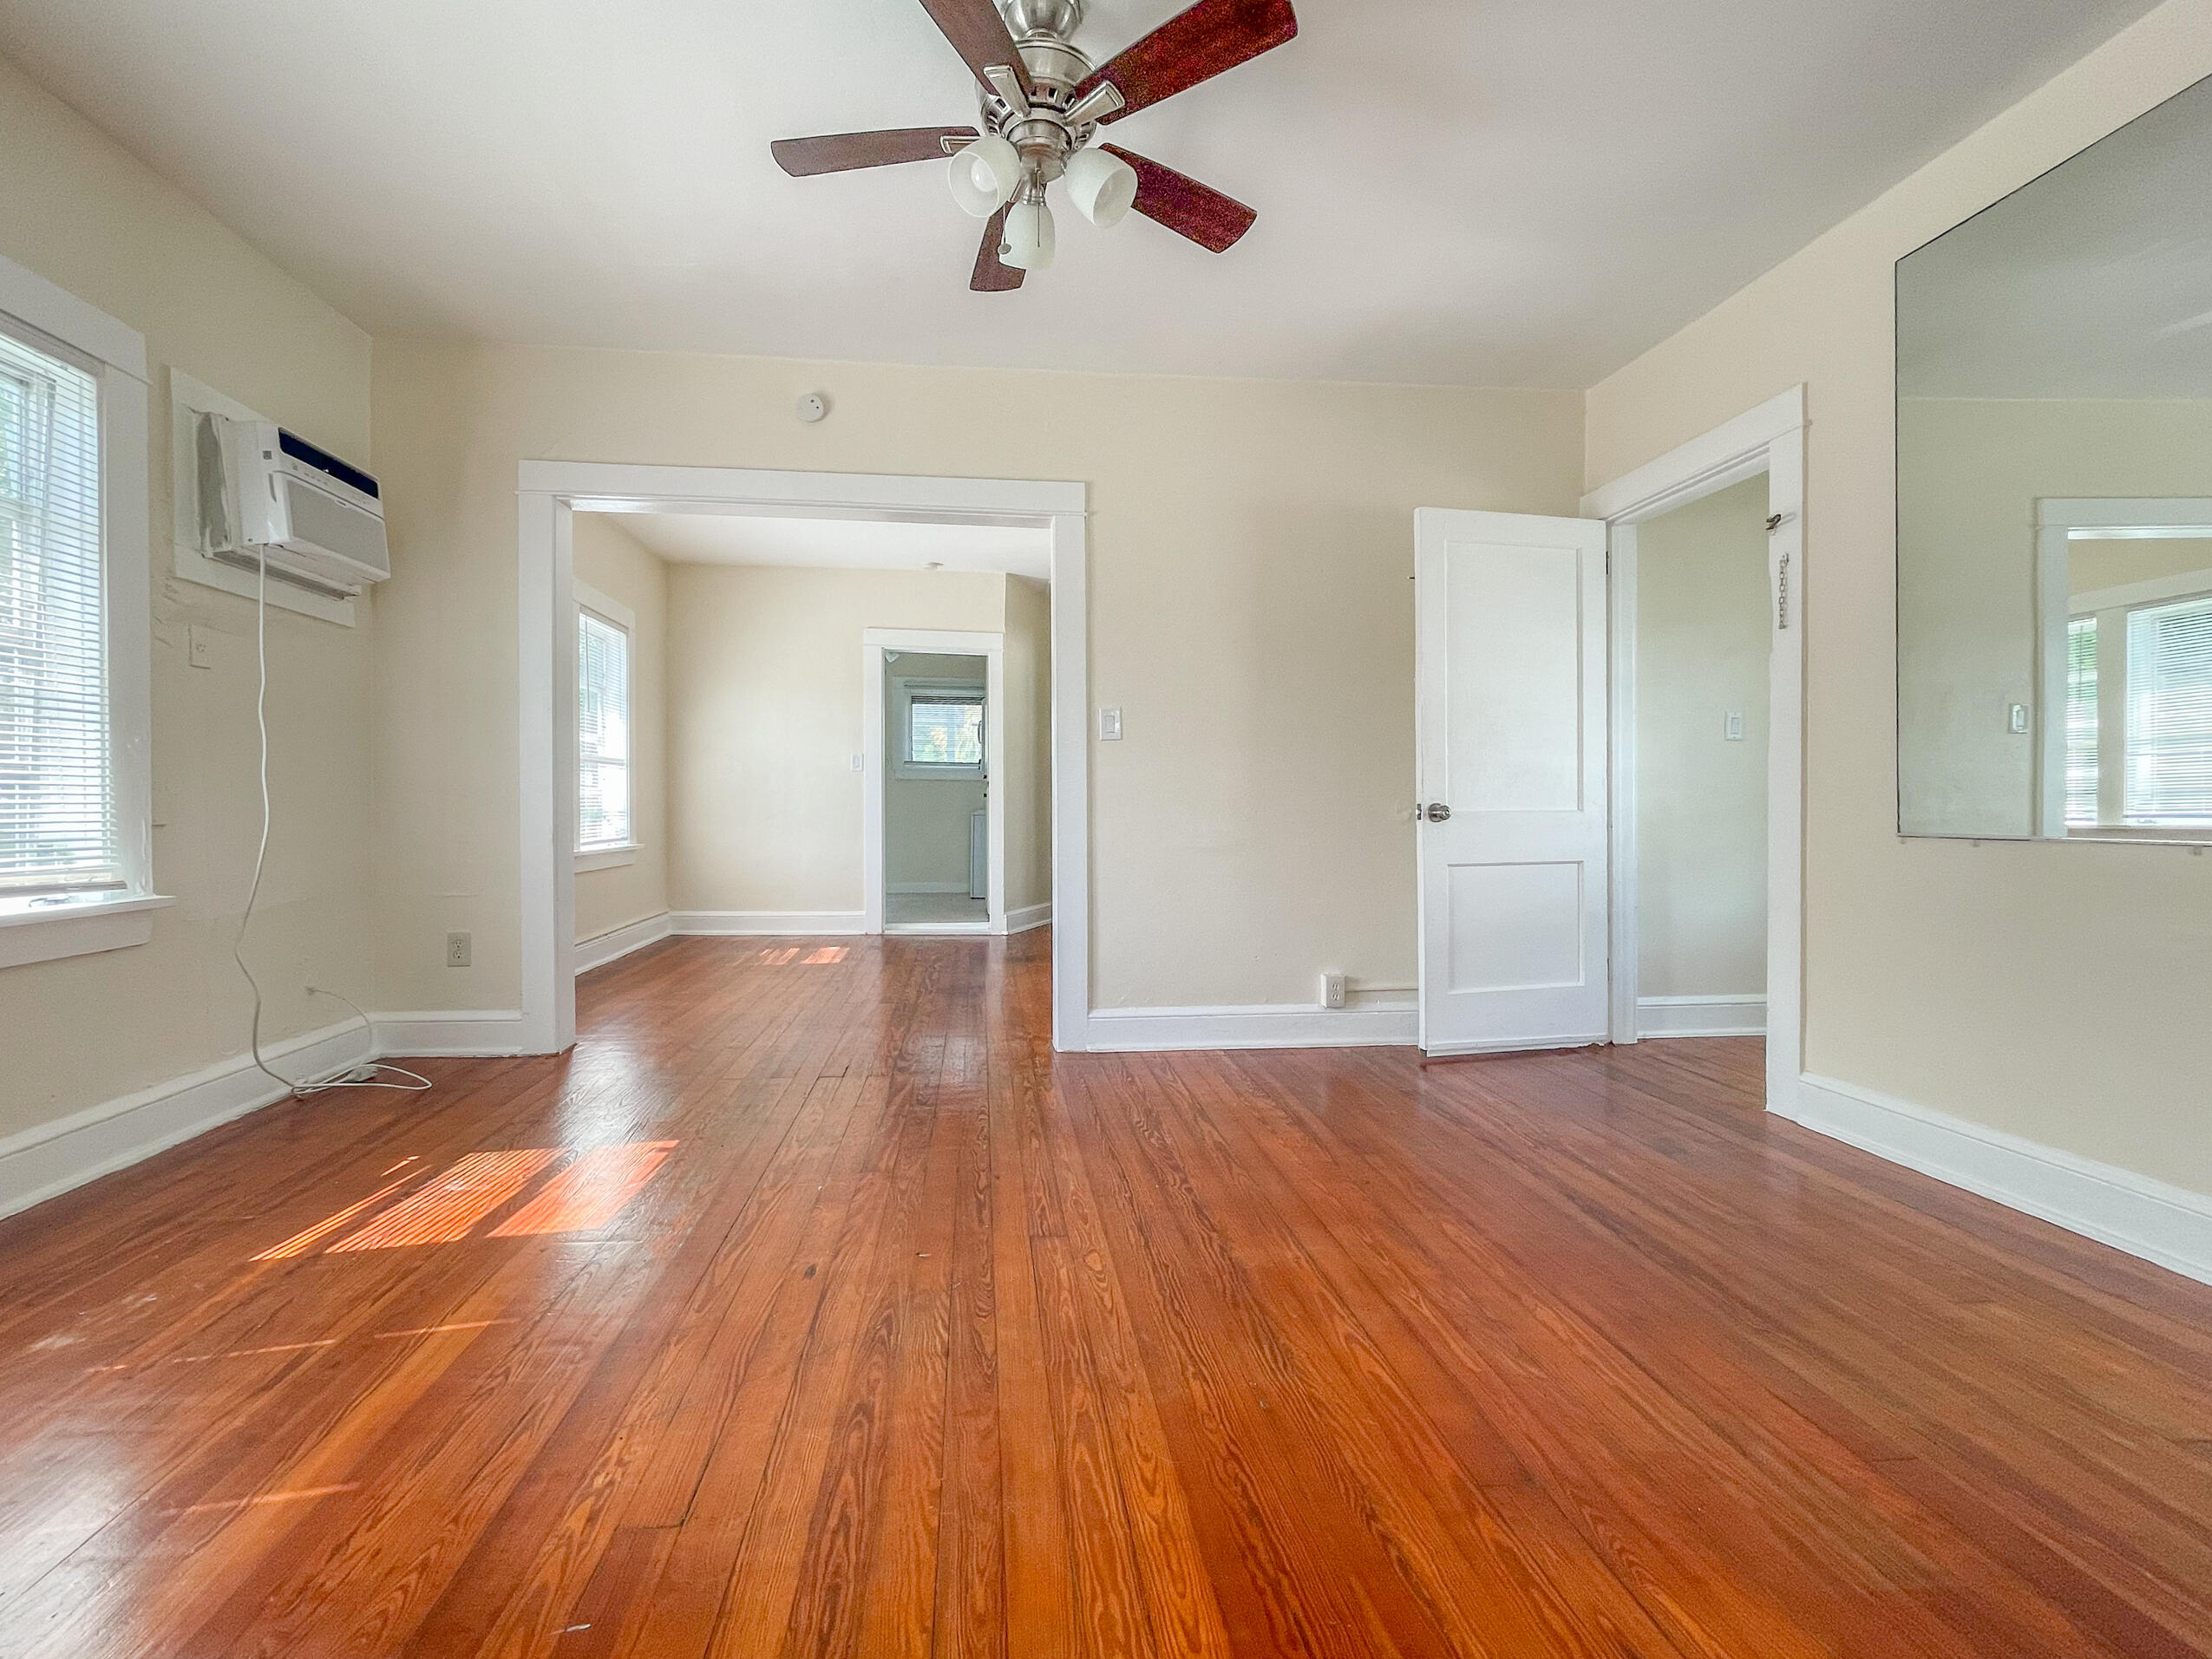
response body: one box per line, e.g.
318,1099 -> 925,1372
2,932 -> 2208,1657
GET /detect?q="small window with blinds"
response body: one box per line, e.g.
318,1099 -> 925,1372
577,607 -> 632,851
2125,593 -> 2212,824
2065,617 -> 2099,826
0,323 -> 113,897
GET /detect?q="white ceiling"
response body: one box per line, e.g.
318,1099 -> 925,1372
0,0 -> 2162,387
609,511 -> 1053,580
1900,69 -> 2212,400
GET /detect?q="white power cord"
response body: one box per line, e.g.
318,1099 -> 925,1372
232,546 -> 430,1099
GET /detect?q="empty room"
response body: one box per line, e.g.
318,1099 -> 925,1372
2,2 -> 2210,1655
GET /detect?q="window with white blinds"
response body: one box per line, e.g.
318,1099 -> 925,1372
0,323 -> 113,895
577,607 -> 632,851
2125,593 -> 2212,823
2065,616 -> 2098,826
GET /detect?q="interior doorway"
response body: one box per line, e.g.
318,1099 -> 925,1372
1619,474 -> 1773,1041
882,648 -> 991,930
516,463 -> 1092,1055
1583,386 -> 1807,1114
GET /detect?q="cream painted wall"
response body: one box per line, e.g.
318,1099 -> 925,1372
368,342 -> 1582,1010
1635,476 -> 1770,999
1898,397 -> 2212,837
0,49 -> 374,1145
665,566 -> 1004,916
573,514 -> 669,943
1004,574 -> 1053,914
1585,0 -> 2212,1198
885,651 -> 988,895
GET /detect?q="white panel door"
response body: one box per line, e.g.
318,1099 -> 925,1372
1416,509 -> 1609,1055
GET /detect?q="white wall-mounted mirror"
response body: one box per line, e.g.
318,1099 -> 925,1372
1897,73 -> 2212,842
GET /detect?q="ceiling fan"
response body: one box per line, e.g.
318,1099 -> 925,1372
771,0 -> 1298,291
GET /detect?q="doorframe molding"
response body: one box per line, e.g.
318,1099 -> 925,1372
1581,384 -> 1807,1116
864,627 -> 1005,937
517,462 -> 1090,1055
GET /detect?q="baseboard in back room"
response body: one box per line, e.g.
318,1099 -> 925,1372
887,881 -> 971,895
0,1017 -> 373,1224
1004,902 -> 1052,935
1784,1073 -> 2212,1288
576,911 -> 674,974
1637,993 -> 1766,1039
671,911 -> 867,937
1086,1000 -> 1418,1053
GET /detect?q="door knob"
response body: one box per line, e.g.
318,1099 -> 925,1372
1423,802 -> 1451,822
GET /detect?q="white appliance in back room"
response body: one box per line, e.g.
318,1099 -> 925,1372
969,807 -> 987,901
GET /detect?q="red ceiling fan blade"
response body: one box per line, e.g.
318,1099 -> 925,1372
1101,146 -> 1257,252
772,127 -> 978,176
1076,0 -> 1296,122
972,206 -> 1026,291
917,0 -> 1035,101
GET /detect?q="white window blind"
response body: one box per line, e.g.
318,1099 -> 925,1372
909,693 -> 984,767
0,324 -> 112,895
2125,593 -> 2212,823
577,609 -> 631,850
2065,616 -> 2098,826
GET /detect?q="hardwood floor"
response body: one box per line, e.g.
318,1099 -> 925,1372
3,932 -> 2209,1656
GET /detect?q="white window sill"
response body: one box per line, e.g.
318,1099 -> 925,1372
0,892 -> 175,970
576,844 -> 640,873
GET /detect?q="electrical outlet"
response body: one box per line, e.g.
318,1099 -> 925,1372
187,624 -> 215,670
1321,971 -> 1348,1010
446,931 -> 472,969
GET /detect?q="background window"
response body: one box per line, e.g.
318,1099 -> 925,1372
578,607 -> 632,850
2125,593 -> 2212,823
0,324 -> 112,896
909,693 -> 984,767
2064,616 -> 2098,826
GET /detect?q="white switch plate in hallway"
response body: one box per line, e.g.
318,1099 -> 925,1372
1099,708 -> 1122,741
1724,711 -> 1745,741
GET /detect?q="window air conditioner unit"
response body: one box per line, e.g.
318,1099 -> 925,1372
196,415 -> 389,598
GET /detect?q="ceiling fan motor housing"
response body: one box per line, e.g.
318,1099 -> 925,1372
982,0 -> 1099,184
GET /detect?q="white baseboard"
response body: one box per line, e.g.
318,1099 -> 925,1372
1085,1001 -> 1418,1053
576,911 -> 673,974
368,1009 -> 533,1057
1783,1074 -> 2212,1288
1002,902 -> 1053,935
888,881 -> 971,895
1637,993 -> 1766,1039
671,911 -> 867,937
0,1018 -> 374,1225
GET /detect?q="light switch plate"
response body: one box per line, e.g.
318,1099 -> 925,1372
2008,702 -> 2030,735
1098,708 -> 1122,741
1724,711 -> 1745,741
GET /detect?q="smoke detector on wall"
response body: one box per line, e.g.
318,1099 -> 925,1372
771,0 -> 1297,291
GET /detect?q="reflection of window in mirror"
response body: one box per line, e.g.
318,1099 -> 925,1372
2050,525 -> 2212,835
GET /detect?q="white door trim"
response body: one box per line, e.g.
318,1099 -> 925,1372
864,627 -> 1005,936
518,463 -> 1090,1054
1581,385 -> 1806,1116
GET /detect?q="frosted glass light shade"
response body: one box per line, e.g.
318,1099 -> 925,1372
1063,147 -> 1138,229
1001,196 -> 1056,271
948,135 -> 1021,217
